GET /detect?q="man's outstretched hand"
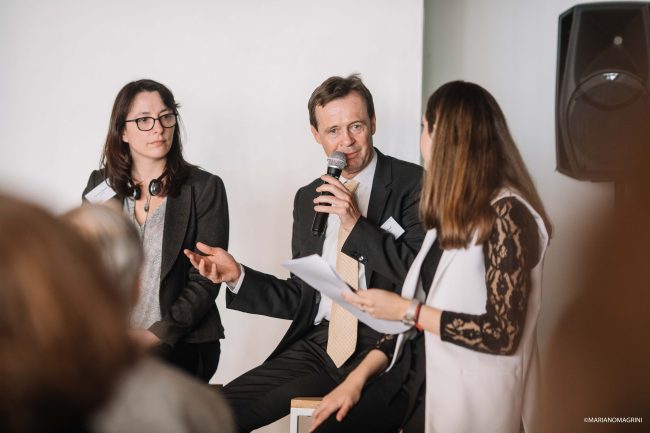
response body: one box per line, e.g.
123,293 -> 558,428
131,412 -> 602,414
184,242 -> 241,285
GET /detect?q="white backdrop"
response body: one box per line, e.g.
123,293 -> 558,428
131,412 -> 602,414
0,1 -> 423,432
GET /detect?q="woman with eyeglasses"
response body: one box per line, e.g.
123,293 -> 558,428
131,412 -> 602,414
82,79 -> 229,382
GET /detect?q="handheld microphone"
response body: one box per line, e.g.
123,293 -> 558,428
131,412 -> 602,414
311,151 -> 347,236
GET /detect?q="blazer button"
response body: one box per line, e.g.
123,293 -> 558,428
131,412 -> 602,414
358,255 -> 367,264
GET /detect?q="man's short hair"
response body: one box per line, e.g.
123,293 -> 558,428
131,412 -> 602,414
308,74 -> 375,130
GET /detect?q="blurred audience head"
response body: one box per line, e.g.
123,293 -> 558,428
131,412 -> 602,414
541,151 -> 650,431
61,203 -> 143,308
0,195 -> 135,433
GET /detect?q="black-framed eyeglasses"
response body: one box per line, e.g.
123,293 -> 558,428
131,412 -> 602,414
125,113 -> 177,131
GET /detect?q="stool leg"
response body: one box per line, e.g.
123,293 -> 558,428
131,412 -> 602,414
289,408 -> 299,433
290,408 -> 316,433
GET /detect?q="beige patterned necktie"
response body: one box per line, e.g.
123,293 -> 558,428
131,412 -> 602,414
326,179 -> 359,368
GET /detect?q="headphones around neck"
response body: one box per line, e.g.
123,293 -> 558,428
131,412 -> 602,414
130,175 -> 164,200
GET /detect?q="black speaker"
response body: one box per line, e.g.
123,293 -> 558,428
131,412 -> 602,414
556,2 -> 650,181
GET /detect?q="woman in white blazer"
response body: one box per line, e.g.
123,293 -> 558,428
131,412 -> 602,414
310,81 -> 552,433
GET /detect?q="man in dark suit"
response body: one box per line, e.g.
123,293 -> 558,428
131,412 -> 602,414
186,75 -> 424,432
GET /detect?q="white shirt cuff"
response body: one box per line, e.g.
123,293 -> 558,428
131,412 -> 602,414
226,264 -> 245,293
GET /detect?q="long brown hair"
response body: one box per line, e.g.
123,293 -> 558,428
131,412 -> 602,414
420,81 -> 552,249
100,79 -> 190,198
0,195 -> 136,433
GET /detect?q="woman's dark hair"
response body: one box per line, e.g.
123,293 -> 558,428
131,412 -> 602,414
100,79 -> 190,198
420,81 -> 552,249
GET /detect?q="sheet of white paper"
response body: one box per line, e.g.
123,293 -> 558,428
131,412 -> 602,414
283,254 -> 410,334
84,179 -> 117,204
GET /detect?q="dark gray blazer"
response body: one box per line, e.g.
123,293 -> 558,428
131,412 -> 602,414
226,148 -> 424,359
83,166 -> 229,346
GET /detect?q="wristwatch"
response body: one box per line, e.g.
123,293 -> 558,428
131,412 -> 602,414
401,299 -> 422,326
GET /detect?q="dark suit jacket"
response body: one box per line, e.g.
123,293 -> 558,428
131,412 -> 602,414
83,165 -> 229,346
226,148 -> 424,361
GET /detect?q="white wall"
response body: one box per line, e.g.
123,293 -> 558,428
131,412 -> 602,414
422,0 -> 626,351
0,1 -> 423,432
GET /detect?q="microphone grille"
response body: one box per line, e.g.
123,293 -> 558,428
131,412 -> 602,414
327,151 -> 347,169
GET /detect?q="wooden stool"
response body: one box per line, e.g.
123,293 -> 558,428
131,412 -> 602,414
289,397 -> 322,433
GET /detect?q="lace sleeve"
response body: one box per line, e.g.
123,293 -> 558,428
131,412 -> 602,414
439,197 -> 540,355
374,333 -> 397,359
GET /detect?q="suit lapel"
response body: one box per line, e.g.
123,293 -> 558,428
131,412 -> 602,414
387,229 -> 436,373
161,183 -> 191,281
366,149 -> 391,226
298,185 -> 326,322
401,229 -> 437,298
299,184 -> 327,256
428,247 -> 459,301
365,149 -> 391,286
